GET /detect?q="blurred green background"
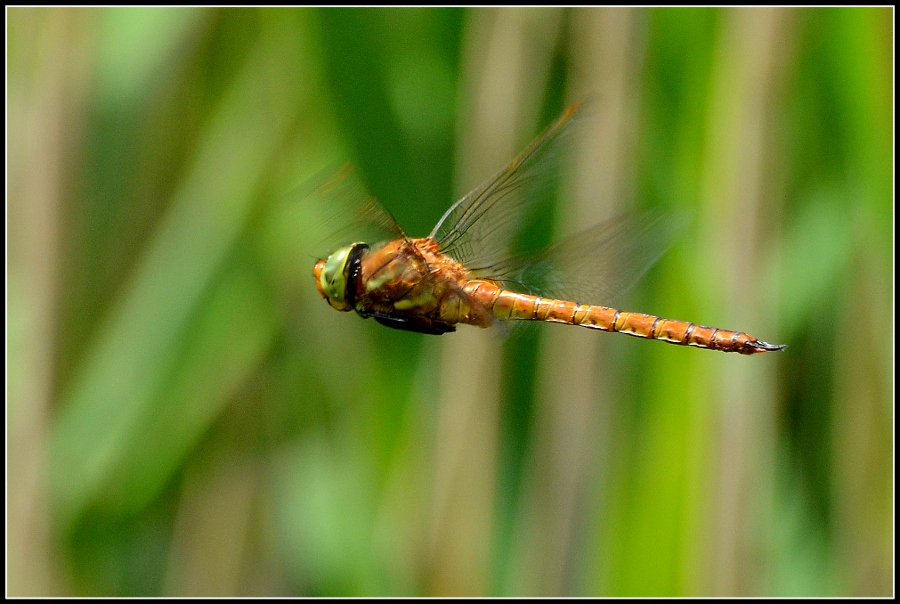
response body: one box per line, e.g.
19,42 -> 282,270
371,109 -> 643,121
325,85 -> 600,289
7,7 -> 892,597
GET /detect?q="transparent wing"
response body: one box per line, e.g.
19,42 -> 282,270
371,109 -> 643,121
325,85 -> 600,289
478,211 -> 688,307
430,103 -> 581,269
285,163 -> 405,259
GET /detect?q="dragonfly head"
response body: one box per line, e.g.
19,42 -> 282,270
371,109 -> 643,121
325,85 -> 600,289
314,243 -> 368,312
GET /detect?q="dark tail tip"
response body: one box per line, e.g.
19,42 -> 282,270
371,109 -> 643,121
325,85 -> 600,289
750,340 -> 787,353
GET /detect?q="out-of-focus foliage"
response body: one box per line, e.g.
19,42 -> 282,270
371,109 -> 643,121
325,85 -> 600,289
7,7 -> 892,597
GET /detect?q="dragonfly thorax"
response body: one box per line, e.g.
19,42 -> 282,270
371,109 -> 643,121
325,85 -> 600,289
314,242 -> 368,312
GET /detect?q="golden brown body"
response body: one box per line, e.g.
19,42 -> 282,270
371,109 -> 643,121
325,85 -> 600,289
314,237 -> 783,354
312,103 -> 784,353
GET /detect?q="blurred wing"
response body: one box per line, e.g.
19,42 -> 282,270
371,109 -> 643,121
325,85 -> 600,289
287,163 -> 405,258
479,211 -> 688,307
430,103 -> 580,269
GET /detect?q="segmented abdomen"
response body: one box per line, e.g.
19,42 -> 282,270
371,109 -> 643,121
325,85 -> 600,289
463,280 -> 784,355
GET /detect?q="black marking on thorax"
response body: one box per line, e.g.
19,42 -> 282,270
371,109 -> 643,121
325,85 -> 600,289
344,243 -> 369,309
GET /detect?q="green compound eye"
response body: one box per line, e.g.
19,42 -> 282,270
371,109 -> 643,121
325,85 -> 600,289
319,245 -> 354,305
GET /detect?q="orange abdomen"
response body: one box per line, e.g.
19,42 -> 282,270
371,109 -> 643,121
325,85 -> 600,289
461,280 -> 784,355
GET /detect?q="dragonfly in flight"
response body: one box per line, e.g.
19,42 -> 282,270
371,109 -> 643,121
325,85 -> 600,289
312,103 -> 785,355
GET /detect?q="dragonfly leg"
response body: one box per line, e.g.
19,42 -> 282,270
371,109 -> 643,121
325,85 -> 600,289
363,310 -> 456,335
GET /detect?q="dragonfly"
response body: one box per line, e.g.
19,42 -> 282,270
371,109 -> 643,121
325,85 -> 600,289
311,103 -> 785,355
